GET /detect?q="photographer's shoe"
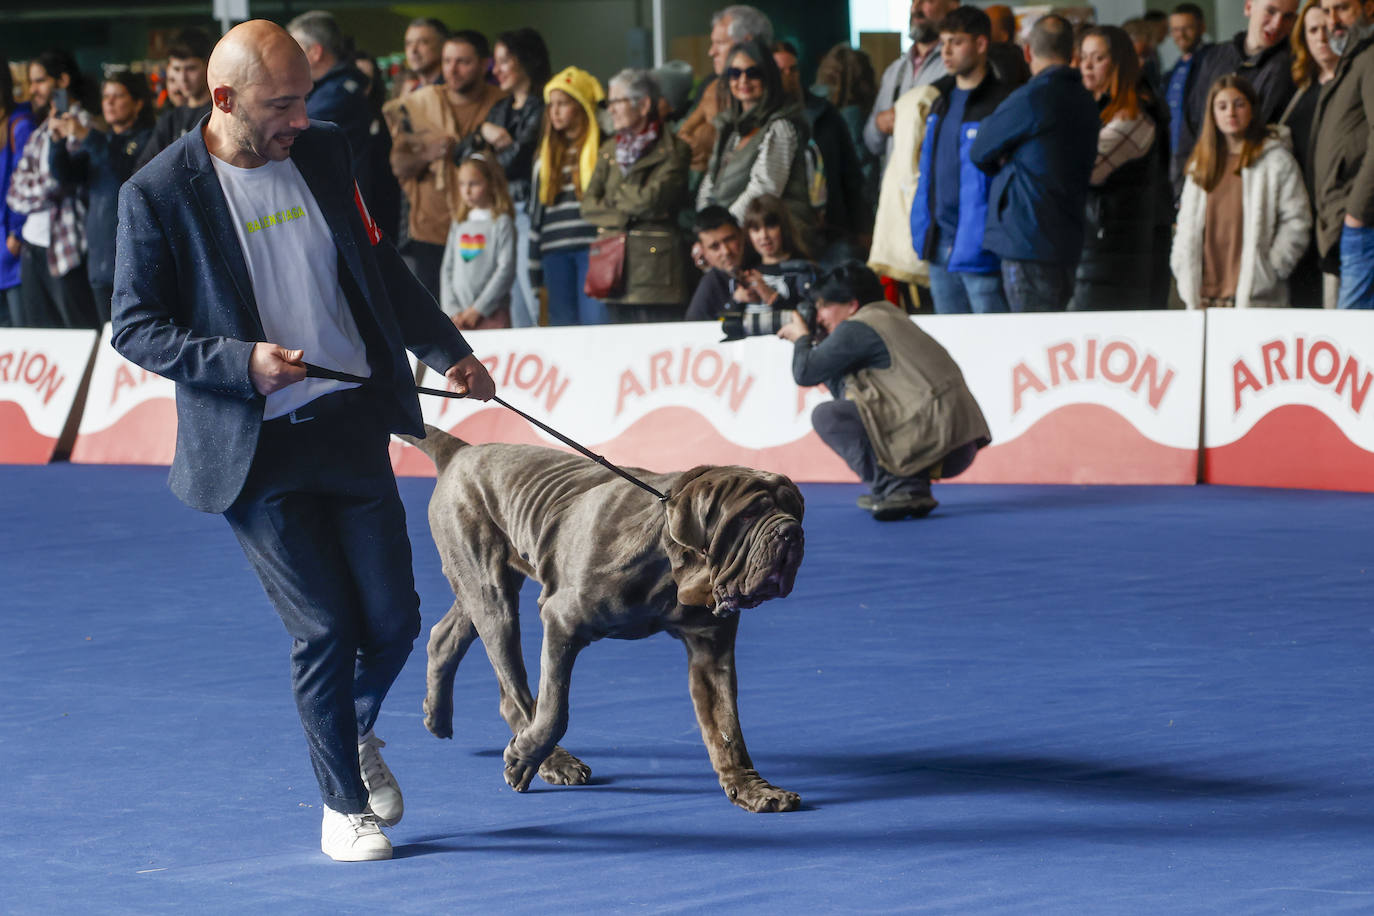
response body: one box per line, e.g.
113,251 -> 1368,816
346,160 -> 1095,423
321,807 -> 392,862
359,731 -> 403,827
856,493 -> 875,511
871,491 -> 938,521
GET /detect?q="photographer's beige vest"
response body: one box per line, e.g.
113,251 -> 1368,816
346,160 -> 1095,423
844,303 -> 991,477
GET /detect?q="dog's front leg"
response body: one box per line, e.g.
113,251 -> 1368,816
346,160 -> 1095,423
503,621 -> 586,792
682,618 -> 800,812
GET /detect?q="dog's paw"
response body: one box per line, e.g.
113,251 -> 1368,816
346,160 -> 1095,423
539,747 -> 591,786
725,770 -> 801,813
503,739 -> 540,792
422,695 -> 453,740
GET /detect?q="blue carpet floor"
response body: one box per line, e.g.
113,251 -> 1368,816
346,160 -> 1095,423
4,464 -> 1374,914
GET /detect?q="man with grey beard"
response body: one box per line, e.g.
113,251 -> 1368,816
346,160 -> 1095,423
863,0 -> 959,166
1312,0 -> 1374,307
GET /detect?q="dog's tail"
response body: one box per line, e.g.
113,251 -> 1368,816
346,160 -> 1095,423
397,424 -> 470,472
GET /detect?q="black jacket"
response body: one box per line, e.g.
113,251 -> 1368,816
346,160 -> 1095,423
49,125 -> 151,287
308,62 -> 401,240
456,94 -> 545,205
1177,33 -> 1295,183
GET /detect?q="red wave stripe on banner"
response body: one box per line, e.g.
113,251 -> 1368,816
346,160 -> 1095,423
391,405 -> 858,482
69,398 -> 178,465
1204,404 -> 1374,491
955,402 -> 1198,485
0,401 -> 59,464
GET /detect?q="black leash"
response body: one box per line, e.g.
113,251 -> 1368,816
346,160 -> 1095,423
303,362 -> 670,502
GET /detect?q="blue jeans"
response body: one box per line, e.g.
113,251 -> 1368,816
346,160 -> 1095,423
1338,223 -> 1374,309
542,246 -> 608,325
223,388 -> 420,814
927,235 -> 1009,314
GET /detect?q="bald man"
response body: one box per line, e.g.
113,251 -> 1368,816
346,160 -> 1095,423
111,21 -> 496,862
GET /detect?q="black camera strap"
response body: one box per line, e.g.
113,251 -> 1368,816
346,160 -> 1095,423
303,362 -> 670,502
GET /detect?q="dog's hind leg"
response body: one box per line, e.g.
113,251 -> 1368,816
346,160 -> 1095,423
423,598 -> 477,739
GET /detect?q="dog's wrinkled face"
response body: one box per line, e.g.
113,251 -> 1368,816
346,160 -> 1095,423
664,467 -> 805,616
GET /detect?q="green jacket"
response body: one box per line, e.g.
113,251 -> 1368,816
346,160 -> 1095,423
845,304 -> 991,477
581,130 -> 692,308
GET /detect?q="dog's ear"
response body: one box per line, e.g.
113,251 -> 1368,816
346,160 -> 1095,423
664,468 -> 718,607
664,467 -> 715,554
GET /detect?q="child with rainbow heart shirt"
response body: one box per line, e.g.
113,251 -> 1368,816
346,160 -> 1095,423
440,153 -> 516,329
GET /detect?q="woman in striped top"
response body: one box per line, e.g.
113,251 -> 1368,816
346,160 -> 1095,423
530,66 -> 607,325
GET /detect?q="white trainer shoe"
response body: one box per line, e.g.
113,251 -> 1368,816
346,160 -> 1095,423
321,807 -> 392,862
358,731 -> 404,827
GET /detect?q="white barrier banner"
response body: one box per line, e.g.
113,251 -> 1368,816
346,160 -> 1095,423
396,312 -> 1205,485
0,328 -> 98,463
71,324 -> 178,465
918,311 -> 1203,484
1204,309 -> 1374,490
392,322 -> 853,480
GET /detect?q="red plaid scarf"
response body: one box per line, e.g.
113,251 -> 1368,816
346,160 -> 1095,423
614,118 -> 660,175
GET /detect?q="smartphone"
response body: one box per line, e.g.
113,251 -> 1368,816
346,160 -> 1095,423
52,88 -> 69,114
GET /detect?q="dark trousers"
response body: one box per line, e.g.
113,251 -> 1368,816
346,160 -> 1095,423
1001,259 -> 1076,313
400,239 -> 445,303
19,243 -> 98,329
90,282 -> 113,326
812,398 -> 980,498
223,388 -> 421,814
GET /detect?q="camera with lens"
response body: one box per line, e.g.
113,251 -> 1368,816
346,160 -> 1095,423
719,300 -> 818,342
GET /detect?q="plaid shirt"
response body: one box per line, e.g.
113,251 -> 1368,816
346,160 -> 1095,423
4,116 -> 88,277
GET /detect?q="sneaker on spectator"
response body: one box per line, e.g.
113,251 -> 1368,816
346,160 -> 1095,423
359,731 -> 403,826
856,493 -> 875,511
871,491 -> 938,521
321,807 -> 392,861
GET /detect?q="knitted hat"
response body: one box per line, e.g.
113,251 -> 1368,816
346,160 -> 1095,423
537,66 -> 605,204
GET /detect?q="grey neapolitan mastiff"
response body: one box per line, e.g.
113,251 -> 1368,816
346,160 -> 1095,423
404,425 -> 806,812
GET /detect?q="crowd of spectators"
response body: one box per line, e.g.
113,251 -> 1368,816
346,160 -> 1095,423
3,0 -> 1373,335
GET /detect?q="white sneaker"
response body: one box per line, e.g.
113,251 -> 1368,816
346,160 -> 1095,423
321,807 -> 392,862
358,731 -> 404,827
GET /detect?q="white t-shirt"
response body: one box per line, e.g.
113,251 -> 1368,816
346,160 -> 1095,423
210,155 -> 370,420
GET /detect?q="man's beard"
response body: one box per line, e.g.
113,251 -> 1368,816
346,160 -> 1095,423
1330,28 -> 1349,55
910,20 -> 939,43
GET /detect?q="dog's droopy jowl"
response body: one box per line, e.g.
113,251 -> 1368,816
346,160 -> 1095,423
404,426 -> 805,812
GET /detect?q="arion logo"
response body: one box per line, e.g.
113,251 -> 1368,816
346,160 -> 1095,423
0,349 -> 67,406
1232,336 -> 1371,414
1011,338 -> 1175,415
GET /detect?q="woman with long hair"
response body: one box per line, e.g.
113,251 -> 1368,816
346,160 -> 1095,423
1280,0 -> 1341,307
697,38 -> 816,240
530,66 -> 606,325
1068,25 -> 1169,311
477,28 -> 551,327
1171,75 -> 1310,308
4,48 -> 99,329
1,55 -> 36,327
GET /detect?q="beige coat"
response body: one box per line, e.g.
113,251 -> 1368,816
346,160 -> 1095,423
845,303 -> 991,477
866,85 -> 939,285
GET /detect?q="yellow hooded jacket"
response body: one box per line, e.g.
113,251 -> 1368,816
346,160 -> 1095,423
536,66 -> 605,205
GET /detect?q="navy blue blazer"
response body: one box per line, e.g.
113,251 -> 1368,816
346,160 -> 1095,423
111,117 -> 472,514
968,65 -> 1100,265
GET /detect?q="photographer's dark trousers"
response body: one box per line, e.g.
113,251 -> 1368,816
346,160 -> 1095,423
223,387 -> 421,815
811,399 -> 978,498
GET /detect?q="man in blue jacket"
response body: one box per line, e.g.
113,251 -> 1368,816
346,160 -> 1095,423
969,14 -> 1100,312
910,6 -> 1012,313
111,20 -> 495,862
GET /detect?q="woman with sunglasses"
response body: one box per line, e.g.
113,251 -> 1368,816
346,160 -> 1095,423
696,38 -> 816,245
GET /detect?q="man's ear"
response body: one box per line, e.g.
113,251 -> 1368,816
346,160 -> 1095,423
213,86 -> 234,112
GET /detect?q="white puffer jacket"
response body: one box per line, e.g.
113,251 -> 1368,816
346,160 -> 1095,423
1171,132 -> 1311,308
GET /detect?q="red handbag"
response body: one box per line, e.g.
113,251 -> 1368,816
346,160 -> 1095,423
583,232 -> 627,299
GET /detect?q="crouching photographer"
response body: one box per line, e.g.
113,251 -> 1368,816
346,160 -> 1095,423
777,262 -> 991,520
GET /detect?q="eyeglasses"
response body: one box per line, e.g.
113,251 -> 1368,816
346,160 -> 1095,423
726,66 -> 764,82
606,97 -> 635,107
